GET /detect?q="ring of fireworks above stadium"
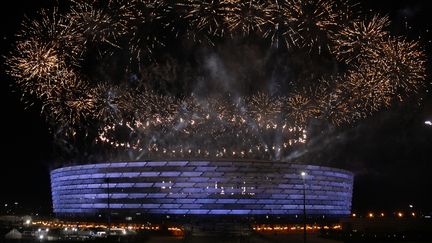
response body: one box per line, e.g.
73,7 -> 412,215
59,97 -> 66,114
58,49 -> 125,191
51,161 -> 353,217
5,0 -> 427,162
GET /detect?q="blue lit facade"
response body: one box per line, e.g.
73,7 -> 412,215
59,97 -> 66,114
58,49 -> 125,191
50,161 -> 353,217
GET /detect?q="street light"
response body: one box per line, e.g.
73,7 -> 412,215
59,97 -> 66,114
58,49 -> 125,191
105,177 -> 111,236
301,171 -> 307,243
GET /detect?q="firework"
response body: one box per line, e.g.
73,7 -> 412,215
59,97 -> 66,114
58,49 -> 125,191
6,8 -> 81,92
262,0 -> 300,48
287,0 -> 342,52
285,93 -> 319,125
95,91 -> 309,160
227,0 -> 267,36
331,15 -> 390,63
246,92 -> 282,125
44,71 -> 96,132
6,39 -> 63,96
180,0 -> 235,39
117,0 -> 175,62
370,37 -> 427,98
67,0 -> 125,49
5,0 -> 427,161
343,63 -> 394,120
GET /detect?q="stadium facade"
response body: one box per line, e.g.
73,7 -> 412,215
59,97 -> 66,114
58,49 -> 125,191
50,161 -> 353,219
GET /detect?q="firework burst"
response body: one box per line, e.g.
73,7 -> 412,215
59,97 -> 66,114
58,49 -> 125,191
67,0 -> 125,49
331,15 -> 390,63
180,0 -> 235,39
371,37 -> 427,98
262,0 -> 300,49
287,0 -> 341,52
227,0 -> 267,36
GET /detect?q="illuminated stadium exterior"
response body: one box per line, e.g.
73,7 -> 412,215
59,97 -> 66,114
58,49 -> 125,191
50,161 -> 353,219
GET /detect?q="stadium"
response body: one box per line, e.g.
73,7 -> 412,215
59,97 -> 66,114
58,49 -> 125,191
50,161 -> 353,220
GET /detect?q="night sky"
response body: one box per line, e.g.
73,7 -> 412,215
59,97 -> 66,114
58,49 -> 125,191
0,0 -> 431,216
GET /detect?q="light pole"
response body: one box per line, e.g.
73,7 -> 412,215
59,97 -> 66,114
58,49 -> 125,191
106,177 -> 111,236
301,171 -> 307,243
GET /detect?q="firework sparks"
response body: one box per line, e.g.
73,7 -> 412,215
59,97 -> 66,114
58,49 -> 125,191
44,71 -> 96,132
371,37 -> 427,98
5,0 -> 427,161
287,0 -> 342,52
331,15 -> 390,63
67,0 -> 125,49
181,0 -> 235,38
262,0 -> 300,48
227,0 -> 267,36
